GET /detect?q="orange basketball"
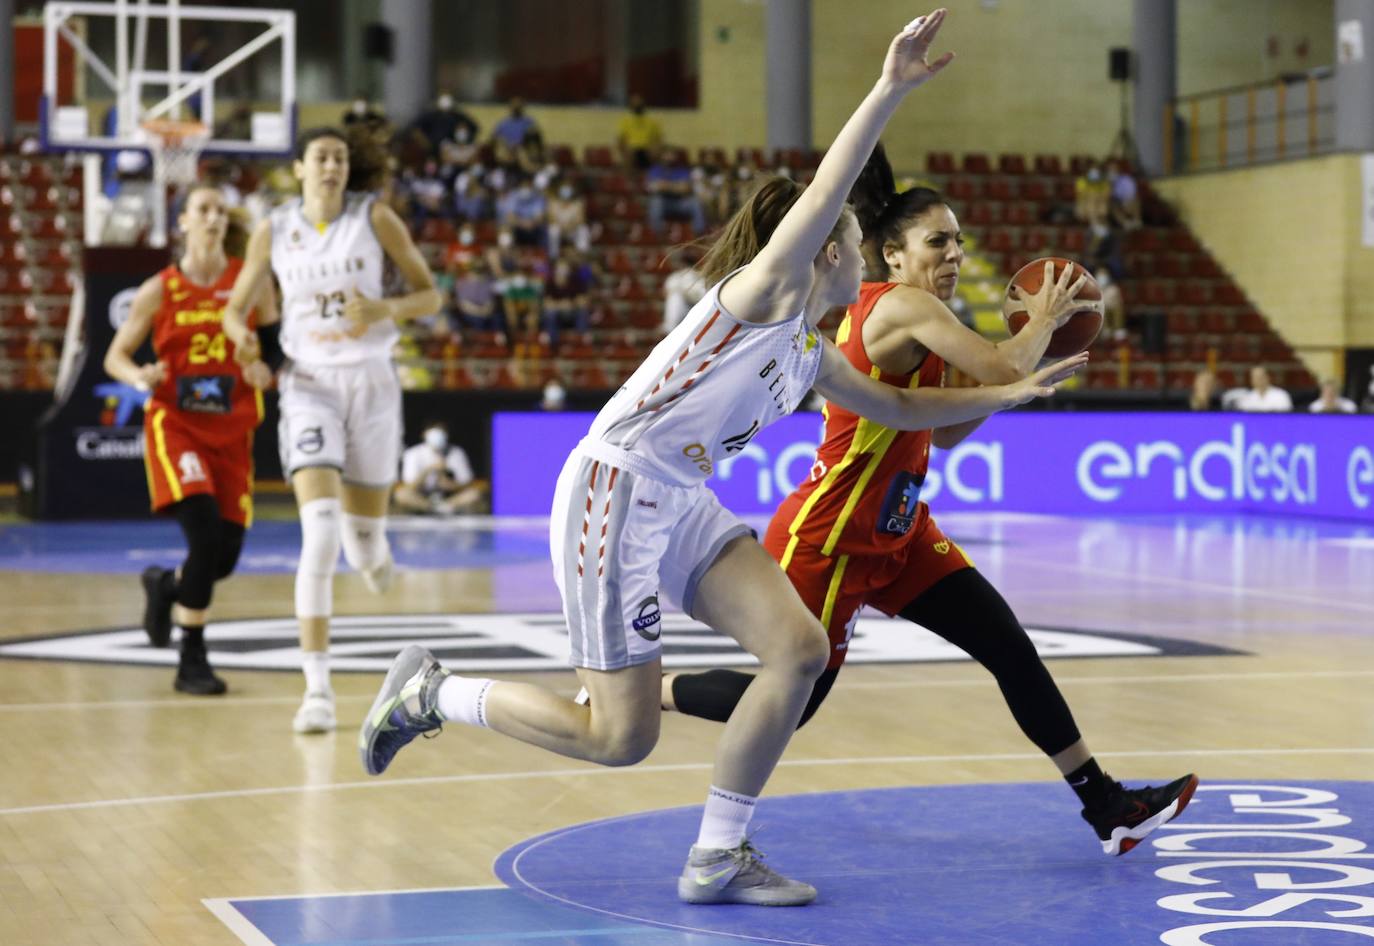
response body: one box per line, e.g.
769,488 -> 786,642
1002,257 -> 1104,358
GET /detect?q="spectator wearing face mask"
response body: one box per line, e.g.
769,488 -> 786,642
1095,267 -> 1126,342
394,421 -> 488,516
413,92 -> 480,157
342,93 -> 387,132
492,98 -> 538,152
453,171 -> 491,223
542,258 -> 591,346
547,181 -> 590,256
1309,377 -> 1357,414
646,147 -> 707,236
541,378 -> 567,411
618,94 -> 663,169
497,174 -> 548,247
453,259 -> 505,336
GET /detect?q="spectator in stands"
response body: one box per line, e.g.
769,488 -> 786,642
441,124 -> 480,170
492,98 -> 538,153
1235,366 -> 1293,412
1310,377 -> 1357,414
1096,267 -> 1126,342
542,257 -> 591,346
1108,159 -> 1142,230
342,93 -> 387,132
453,170 -> 491,223
453,258 -> 504,336
617,94 -> 663,169
662,248 -> 707,333
446,224 -> 482,272
413,92 -> 479,157
406,159 -> 451,228
1189,370 -> 1220,411
541,377 -> 568,411
547,180 -> 590,257
724,162 -> 758,220
1074,162 -> 1111,224
394,420 -> 488,516
646,147 -> 707,236
497,254 -> 543,336
497,173 -> 548,247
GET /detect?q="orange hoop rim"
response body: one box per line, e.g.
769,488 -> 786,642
139,118 -> 210,146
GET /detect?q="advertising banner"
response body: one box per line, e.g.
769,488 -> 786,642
492,411 -> 1374,521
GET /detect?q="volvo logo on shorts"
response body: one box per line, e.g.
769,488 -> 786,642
296,426 -> 324,454
631,595 -> 662,640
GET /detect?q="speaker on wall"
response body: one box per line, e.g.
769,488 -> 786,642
364,23 -> 393,63
1109,47 -> 1132,81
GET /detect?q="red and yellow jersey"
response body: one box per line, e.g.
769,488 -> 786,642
773,280 -> 945,557
147,259 -> 263,445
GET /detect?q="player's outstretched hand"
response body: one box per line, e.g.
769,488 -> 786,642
241,359 -> 274,391
1004,352 -> 1089,407
882,8 -> 955,90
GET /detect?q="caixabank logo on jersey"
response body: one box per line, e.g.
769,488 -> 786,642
0,612 -> 1239,673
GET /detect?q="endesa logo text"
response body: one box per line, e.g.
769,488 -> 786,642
1077,424 -> 1318,505
489,412 -> 1374,521
1154,782 -> 1374,944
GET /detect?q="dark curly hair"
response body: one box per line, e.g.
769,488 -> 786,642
849,141 -> 946,280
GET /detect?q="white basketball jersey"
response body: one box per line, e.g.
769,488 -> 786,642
581,272 -> 824,487
269,193 -> 396,366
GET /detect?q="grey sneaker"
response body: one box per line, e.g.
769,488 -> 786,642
677,840 -> 817,906
358,645 -> 449,775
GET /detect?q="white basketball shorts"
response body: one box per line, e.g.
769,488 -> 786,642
549,450 -> 753,671
277,358 -> 402,488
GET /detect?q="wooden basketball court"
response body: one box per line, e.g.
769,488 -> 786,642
1,508 -> 1371,945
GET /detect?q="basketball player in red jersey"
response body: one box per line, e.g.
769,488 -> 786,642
666,144 -> 1197,857
104,185 -> 277,695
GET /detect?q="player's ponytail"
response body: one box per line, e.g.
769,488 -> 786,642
850,142 -> 945,279
344,123 -> 391,193
696,176 -> 854,288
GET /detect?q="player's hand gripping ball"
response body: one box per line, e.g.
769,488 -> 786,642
1002,257 -> 1103,358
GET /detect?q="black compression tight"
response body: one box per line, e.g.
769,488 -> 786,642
670,568 -> 1083,757
170,494 -> 246,611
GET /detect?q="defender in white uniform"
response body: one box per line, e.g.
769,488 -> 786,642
362,10 -> 1085,907
225,128 -> 442,733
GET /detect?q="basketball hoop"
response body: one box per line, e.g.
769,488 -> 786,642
140,118 -> 211,189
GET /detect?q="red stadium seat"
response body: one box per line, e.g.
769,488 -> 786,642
1032,155 -> 1063,175
997,154 -> 1027,175
961,153 -> 992,174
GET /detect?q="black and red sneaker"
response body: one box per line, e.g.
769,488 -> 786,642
1082,773 -> 1199,856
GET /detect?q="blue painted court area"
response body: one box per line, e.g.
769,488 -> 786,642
217,780 -> 1374,945
0,518 -> 549,574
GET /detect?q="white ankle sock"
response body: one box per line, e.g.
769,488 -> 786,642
696,786 -> 757,849
436,675 -> 495,728
302,651 -> 330,695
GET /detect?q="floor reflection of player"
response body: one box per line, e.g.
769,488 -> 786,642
103,186 -> 276,695
667,143 -> 1198,857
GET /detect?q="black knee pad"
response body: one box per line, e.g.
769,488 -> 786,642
171,496 -> 223,610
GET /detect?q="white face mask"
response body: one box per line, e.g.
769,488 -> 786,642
458,229 -> 475,245
424,429 -> 448,451
559,185 -> 574,199
437,94 -> 454,110
352,100 -> 368,116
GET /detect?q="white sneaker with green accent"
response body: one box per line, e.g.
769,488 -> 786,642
677,840 -> 816,906
358,644 -> 449,776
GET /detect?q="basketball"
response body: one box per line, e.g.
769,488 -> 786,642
1001,257 -> 1104,358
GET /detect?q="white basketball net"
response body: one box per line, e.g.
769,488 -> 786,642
140,120 -> 210,188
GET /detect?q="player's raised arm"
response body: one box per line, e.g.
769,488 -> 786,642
720,10 -> 954,323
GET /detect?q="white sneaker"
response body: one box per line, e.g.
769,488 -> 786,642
360,550 -> 394,595
293,690 -> 337,734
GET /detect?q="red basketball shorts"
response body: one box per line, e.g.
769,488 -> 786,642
144,406 -> 255,526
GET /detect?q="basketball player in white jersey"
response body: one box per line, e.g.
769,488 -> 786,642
223,128 -> 442,733
361,10 -> 1084,904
